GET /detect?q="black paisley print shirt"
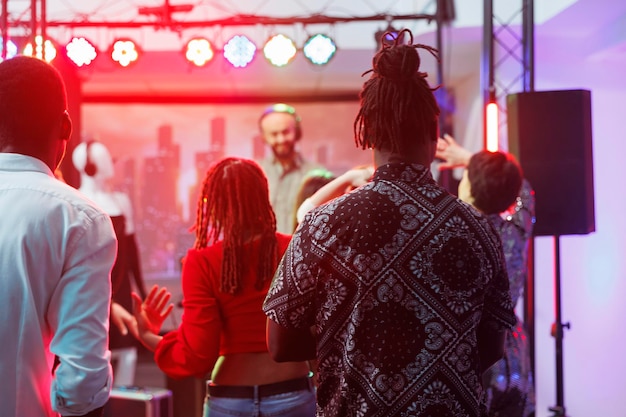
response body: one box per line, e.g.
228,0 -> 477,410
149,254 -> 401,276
263,162 -> 517,417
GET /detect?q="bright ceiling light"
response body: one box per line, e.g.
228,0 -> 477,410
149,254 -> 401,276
263,34 -> 297,67
223,35 -> 256,68
303,34 -> 336,66
66,37 -> 98,67
111,39 -> 139,67
23,35 -> 57,62
0,37 -> 18,62
184,37 -> 214,67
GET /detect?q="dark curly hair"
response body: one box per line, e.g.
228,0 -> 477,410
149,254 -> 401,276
193,157 -> 278,294
467,150 -> 523,215
354,28 -> 441,154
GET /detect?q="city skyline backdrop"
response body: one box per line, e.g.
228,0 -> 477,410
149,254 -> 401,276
81,101 -> 372,274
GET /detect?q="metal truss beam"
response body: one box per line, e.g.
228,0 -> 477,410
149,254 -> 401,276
482,0 -> 534,150
15,13 -> 437,30
481,0 -> 539,415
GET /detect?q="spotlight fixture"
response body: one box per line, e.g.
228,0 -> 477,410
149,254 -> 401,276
110,39 -> 139,67
23,35 -> 57,62
184,37 -> 214,67
0,37 -> 18,62
223,35 -> 256,68
303,34 -> 336,66
66,37 -> 98,67
263,34 -> 297,67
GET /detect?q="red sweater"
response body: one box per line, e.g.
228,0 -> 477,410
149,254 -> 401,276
154,233 -> 292,379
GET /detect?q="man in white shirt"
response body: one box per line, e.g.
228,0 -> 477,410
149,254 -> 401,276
0,56 -> 117,417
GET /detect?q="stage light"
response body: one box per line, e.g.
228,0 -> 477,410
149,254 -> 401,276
184,37 -> 214,67
486,102 -> 499,151
111,39 -> 139,67
66,37 -> 98,67
23,35 -> 57,62
263,34 -> 296,67
0,37 -> 18,62
223,35 -> 256,68
303,34 -> 336,66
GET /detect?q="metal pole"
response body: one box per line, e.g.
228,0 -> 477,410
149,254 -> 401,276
521,0 -> 537,401
522,0 -> 535,92
1,0 -> 8,60
31,0 -> 38,52
435,0 -> 454,192
481,0 -> 494,149
549,235 -> 570,417
41,0 -> 47,48
555,236 -> 565,409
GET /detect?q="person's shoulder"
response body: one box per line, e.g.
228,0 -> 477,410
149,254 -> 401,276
28,179 -> 116,241
58,181 -> 112,217
450,197 -> 488,223
28,174 -> 107,218
301,189 -> 360,227
183,244 -> 223,272
187,241 -> 223,257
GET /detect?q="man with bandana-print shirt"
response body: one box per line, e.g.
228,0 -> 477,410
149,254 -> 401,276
263,163 -> 516,416
263,31 -> 516,417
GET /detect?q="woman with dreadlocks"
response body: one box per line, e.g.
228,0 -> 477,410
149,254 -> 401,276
263,29 -> 516,417
131,157 -> 315,417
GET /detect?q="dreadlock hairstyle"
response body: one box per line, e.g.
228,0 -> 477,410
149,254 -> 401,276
354,28 -> 441,154
193,157 -> 278,295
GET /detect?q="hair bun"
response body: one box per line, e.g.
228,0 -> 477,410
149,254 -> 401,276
373,45 -> 420,81
367,29 -> 439,81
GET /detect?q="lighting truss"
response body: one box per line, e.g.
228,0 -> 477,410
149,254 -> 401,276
3,11 -> 442,70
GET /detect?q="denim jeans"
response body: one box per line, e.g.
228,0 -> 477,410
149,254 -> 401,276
203,388 -> 316,417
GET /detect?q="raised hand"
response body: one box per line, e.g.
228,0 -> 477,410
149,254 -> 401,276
435,134 -> 473,170
131,284 -> 174,351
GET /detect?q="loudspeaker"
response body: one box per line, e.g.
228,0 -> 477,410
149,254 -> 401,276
84,140 -> 97,176
507,89 -> 595,236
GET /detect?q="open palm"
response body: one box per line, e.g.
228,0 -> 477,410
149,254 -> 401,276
132,285 -> 174,337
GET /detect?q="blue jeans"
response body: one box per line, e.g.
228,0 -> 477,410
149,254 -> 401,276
203,388 -> 316,417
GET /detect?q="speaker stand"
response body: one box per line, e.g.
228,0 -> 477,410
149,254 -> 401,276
548,235 -> 571,417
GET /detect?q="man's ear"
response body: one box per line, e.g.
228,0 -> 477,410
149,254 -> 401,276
60,110 -> 72,140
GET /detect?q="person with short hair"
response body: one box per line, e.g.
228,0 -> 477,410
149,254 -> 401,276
263,29 -> 517,417
0,56 -> 117,417
258,103 -> 324,233
437,135 -> 536,417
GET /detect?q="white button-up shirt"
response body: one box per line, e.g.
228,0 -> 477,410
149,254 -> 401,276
0,153 -> 117,417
